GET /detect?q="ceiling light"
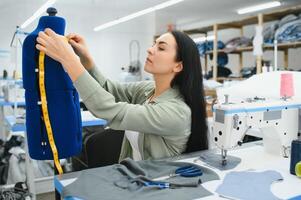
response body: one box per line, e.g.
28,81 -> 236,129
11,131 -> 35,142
94,0 -> 185,32
20,0 -> 57,29
237,1 -> 281,15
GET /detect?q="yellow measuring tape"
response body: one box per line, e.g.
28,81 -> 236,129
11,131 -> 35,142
296,161 -> 301,178
39,51 -> 63,175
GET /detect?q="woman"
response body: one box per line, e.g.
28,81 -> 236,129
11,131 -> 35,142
36,29 -> 208,161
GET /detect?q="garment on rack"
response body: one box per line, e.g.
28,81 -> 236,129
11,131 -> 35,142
216,170 -> 283,200
62,158 -> 220,200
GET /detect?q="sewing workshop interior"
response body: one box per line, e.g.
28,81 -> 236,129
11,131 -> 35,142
0,0 -> 301,199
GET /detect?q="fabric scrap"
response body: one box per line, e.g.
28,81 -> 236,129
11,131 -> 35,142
216,170 -> 283,200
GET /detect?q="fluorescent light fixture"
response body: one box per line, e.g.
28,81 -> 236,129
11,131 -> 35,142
237,1 -> 281,15
94,0 -> 185,31
193,35 -> 215,43
20,0 -> 57,29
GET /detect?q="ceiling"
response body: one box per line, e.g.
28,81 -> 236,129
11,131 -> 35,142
1,0 -> 301,35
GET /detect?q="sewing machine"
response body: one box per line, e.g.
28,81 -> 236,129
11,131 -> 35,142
213,96 -> 301,165
2,80 -> 25,102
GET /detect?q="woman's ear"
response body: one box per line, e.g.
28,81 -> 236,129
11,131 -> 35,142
173,62 -> 183,73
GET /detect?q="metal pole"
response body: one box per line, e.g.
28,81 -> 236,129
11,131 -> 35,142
274,39 -> 278,71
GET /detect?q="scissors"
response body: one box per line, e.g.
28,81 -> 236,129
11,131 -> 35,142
153,165 -> 203,181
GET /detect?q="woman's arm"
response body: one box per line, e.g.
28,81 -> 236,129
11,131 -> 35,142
87,66 -> 153,103
74,70 -> 191,136
68,32 -> 150,103
37,29 -> 147,103
36,28 -> 85,81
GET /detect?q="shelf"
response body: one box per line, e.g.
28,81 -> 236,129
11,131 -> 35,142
264,41 -> 301,50
205,41 -> 301,54
206,46 -> 253,54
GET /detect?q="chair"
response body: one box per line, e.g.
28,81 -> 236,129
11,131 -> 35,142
72,127 -> 124,171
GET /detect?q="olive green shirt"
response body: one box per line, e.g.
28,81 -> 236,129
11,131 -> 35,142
73,66 -> 191,161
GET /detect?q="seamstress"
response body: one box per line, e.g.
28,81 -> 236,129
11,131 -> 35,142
36,29 -> 208,161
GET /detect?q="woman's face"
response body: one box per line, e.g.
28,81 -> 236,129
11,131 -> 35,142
144,33 -> 182,75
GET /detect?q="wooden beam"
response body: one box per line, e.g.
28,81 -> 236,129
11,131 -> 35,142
256,13 -> 263,74
204,55 -> 208,74
213,24 -> 218,80
284,49 -> 289,69
239,27 -> 244,72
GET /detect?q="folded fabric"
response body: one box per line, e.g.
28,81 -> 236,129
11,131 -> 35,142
263,22 -> 279,44
63,158 -> 220,200
258,14 -> 300,44
224,37 -> 252,53
278,14 -> 298,28
275,19 -> 301,42
216,170 -> 283,200
196,41 -> 225,56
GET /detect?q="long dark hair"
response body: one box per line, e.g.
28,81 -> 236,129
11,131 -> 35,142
170,31 -> 208,153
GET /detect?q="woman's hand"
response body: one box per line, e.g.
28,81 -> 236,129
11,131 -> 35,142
36,28 -> 77,65
36,28 -> 85,82
66,33 -> 95,70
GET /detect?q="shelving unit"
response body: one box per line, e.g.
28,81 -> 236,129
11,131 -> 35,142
184,5 -> 301,81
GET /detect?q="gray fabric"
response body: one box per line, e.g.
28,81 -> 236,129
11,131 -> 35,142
114,159 -> 202,189
197,152 -> 241,170
224,37 -> 252,53
62,158 -> 220,200
216,170 -> 283,200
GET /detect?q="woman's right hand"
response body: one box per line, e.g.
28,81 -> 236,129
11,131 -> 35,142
66,33 -> 95,70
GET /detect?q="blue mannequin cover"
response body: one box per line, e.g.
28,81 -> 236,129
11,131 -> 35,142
22,11 -> 82,160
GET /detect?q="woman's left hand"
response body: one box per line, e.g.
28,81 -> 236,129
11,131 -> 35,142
36,28 -> 77,64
